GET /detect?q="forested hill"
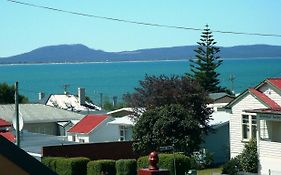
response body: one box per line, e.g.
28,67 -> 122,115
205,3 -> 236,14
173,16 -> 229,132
1,44 -> 281,64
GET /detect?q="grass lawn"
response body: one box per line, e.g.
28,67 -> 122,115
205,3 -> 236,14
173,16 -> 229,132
197,167 -> 223,175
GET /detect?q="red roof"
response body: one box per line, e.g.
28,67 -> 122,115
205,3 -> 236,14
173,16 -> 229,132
0,119 -> 11,127
0,131 -> 16,142
267,78 -> 281,90
68,114 -> 109,134
249,88 -> 280,109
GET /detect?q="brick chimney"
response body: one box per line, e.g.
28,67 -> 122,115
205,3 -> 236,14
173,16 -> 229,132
78,88 -> 86,105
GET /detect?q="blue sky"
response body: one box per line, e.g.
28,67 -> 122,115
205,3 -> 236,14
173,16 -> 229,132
1,0 -> 281,57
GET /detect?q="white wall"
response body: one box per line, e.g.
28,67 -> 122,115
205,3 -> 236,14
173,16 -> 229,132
230,93 -> 266,158
259,84 -> 281,106
88,118 -> 120,143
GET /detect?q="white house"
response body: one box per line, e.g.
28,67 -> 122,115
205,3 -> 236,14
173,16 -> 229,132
67,114 -> 135,143
39,87 -> 101,113
225,78 -> 281,174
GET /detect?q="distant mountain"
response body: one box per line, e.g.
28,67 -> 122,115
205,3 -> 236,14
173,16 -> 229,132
1,44 -> 281,64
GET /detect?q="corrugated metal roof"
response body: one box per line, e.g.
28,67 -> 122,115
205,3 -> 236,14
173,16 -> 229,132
0,131 -> 15,142
68,114 -> 109,134
0,104 -> 84,123
108,115 -> 135,126
0,118 -> 11,127
249,88 -> 280,109
267,78 -> 281,90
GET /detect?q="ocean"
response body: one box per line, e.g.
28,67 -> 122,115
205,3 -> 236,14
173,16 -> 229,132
1,58 -> 281,103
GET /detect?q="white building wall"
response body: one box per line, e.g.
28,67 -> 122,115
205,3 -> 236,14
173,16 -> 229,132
259,84 -> 281,106
230,93 -> 266,158
88,119 -> 120,143
259,141 -> 281,175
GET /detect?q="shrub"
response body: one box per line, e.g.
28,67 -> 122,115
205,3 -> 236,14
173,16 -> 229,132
137,153 -> 190,175
239,139 -> 258,173
222,139 -> 258,174
222,156 -> 241,175
191,149 -> 214,169
116,159 -> 137,175
42,157 -> 64,173
42,157 -> 89,175
87,160 -> 116,175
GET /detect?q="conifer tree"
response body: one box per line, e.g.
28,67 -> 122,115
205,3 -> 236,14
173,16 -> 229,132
189,25 -> 224,93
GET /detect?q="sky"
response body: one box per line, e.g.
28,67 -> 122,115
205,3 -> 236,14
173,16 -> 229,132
1,0 -> 281,57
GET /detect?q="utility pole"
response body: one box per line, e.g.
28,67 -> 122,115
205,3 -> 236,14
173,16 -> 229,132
100,93 -> 103,108
229,74 -> 236,94
63,84 -> 70,94
15,81 -> 20,147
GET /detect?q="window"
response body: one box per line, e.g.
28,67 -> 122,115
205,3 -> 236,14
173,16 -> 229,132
242,114 -> 257,140
72,135 -> 76,142
79,139 -> 85,143
119,126 -> 127,141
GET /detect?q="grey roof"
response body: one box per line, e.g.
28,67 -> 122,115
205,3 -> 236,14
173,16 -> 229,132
0,104 -> 84,123
209,93 -> 229,100
18,130 -> 78,155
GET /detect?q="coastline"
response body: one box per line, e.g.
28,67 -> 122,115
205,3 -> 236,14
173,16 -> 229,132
0,57 -> 281,66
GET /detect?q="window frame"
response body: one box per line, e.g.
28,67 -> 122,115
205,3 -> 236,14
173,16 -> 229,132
241,113 -> 257,142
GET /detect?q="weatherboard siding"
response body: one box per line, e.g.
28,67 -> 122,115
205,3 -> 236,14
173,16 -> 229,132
89,121 -> 120,143
259,140 -> 281,174
259,84 -> 281,106
230,93 -> 266,158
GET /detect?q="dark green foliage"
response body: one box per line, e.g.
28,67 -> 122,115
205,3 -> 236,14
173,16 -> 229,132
116,159 -> 137,175
42,157 -> 89,175
221,157 -> 241,175
239,139 -> 258,173
133,104 -> 211,155
87,160 -> 116,175
137,153 -> 190,175
189,25 -> 225,93
0,82 -> 28,104
125,75 -> 212,154
42,157 -> 64,173
222,139 -> 258,174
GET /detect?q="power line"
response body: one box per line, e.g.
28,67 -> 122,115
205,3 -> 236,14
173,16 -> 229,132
7,0 -> 281,38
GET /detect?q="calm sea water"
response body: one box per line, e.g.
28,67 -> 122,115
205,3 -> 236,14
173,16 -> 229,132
1,58 -> 281,103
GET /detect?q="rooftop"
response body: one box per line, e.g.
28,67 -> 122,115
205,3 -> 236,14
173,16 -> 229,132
0,104 -> 84,123
249,88 -> 280,109
68,114 -> 109,134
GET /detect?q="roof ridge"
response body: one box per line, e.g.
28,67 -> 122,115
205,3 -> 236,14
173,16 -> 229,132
249,88 -> 281,109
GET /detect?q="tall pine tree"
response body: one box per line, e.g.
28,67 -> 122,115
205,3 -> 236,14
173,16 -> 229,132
189,25 -> 224,93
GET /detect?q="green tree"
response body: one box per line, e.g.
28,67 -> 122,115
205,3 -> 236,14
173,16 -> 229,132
189,25 -> 224,93
240,139 -> 258,173
0,83 -> 28,104
125,75 -> 212,155
133,104 -> 203,155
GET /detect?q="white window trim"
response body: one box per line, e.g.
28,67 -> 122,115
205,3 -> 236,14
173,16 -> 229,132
241,113 -> 257,142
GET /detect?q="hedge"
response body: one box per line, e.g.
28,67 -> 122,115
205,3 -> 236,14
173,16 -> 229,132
87,160 -> 116,175
137,153 -> 190,175
116,159 -> 137,175
42,157 -> 90,175
42,157 -> 64,173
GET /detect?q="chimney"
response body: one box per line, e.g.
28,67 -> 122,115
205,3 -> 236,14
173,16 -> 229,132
38,92 -> 45,100
78,88 -> 86,105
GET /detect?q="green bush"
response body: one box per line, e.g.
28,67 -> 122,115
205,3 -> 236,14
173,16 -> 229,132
87,160 -> 116,175
42,157 -> 64,173
42,157 -> 89,175
240,139 -> 258,173
221,157 -> 241,175
137,153 -> 190,175
116,159 -> 137,175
